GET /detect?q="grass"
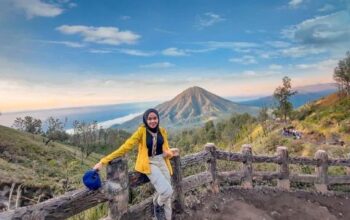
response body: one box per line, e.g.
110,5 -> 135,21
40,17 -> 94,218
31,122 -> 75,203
0,125 -> 103,194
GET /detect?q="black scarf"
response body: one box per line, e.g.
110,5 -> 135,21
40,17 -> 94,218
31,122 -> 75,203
142,108 -> 160,133
142,108 -> 163,156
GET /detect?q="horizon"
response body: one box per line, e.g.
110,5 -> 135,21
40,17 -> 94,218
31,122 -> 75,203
1,0 -> 349,112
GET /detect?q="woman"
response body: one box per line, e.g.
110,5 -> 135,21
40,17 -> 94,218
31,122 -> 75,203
93,108 -> 176,220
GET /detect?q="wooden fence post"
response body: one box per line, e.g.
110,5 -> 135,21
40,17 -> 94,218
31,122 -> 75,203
171,154 -> 185,213
241,144 -> 253,189
347,153 -> 350,176
277,146 -> 290,190
314,150 -> 328,193
106,157 -> 129,219
205,143 -> 219,193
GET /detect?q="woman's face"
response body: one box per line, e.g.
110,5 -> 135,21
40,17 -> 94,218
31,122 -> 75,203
146,112 -> 159,129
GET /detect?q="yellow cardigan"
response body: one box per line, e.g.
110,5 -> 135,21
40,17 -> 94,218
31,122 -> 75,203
100,124 -> 173,175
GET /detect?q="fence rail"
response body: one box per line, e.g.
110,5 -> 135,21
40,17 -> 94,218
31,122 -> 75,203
1,143 -> 350,220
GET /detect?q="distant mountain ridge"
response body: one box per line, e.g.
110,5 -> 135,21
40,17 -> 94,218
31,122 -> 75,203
238,83 -> 338,108
114,86 -> 258,131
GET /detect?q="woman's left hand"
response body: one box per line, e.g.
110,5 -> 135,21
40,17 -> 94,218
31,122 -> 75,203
163,150 -> 173,158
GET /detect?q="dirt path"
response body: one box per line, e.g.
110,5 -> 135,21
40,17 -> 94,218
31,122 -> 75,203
178,187 -> 350,220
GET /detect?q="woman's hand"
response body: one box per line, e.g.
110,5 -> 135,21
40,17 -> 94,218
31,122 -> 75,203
163,150 -> 173,158
93,161 -> 103,171
170,148 -> 179,156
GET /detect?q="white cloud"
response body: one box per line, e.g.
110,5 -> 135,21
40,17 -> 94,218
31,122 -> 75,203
140,62 -> 175,68
229,55 -> 257,64
56,25 -> 140,45
202,41 -> 259,50
196,12 -> 225,28
39,40 -> 85,48
242,71 -> 257,76
117,49 -> 155,57
266,41 -> 291,48
288,0 -> 303,8
89,49 -> 112,54
281,46 -> 326,57
318,4 -> 335,12
269,64 -> 283,70
13,0 -> 64,18
282,11 -> 350,49
120,15 -> 131,20
162,47 -> 188,56
295,59 -> 337,70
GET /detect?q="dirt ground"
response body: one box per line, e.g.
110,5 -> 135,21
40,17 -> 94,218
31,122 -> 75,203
176,186 -> 350,220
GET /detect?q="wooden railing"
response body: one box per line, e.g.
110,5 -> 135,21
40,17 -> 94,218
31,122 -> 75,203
2,143 -> 350,219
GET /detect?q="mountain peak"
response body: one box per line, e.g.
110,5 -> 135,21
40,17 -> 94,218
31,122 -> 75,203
117,86 -> 258,131
181,86 -> 207,95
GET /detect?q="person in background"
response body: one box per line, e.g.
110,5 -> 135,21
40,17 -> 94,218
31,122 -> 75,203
93,108 -> 178,220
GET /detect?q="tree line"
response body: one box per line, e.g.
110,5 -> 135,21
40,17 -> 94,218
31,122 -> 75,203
11,116 -> 130,163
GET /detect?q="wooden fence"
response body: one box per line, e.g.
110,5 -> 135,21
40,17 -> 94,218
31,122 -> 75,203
2,143 -> 350,219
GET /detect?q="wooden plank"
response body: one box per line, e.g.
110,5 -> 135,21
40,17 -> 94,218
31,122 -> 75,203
0,187 -> 107,220
215,150 -> 244,162
182,172 -> 212,192
328,176 -> 350,184
180,151 -> 209,168
289,157 -> 318,165
290,174 -> 316,183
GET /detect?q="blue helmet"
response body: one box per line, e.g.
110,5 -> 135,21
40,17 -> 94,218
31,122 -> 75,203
83,170 -> 102,190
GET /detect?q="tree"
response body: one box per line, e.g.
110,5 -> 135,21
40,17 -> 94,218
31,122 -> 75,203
12,116 -> 42,134
334,51 -> 350,96
44,117 -> 69,145
204,120 -> 216,142
71,120 -> 99,164
273,76 -> 297,122
258,106 -> 269,135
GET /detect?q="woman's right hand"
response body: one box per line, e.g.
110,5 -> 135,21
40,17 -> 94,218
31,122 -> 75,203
93,161 -> 103,171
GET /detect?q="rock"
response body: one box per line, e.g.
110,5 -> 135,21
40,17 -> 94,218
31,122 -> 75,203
270,211 -> 281,217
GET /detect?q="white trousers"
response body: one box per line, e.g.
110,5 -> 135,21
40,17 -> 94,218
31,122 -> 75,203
146,155 -> 173,220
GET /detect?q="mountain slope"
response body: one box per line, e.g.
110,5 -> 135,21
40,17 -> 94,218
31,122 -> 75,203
0,125 -> 102,193
115,86 -> 258,131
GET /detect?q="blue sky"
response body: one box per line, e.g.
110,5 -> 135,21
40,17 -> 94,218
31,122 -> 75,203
0,0 -> 349,112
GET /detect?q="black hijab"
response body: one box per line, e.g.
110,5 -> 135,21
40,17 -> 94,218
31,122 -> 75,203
142,108 -> 160,133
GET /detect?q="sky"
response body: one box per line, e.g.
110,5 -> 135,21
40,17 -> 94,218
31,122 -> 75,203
0,0 -> 349,112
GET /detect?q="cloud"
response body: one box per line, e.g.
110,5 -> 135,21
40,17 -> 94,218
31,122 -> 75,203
162,47 -> 188,56
265,41 -> 291,48
318,4 -> 335,12
288,0 -> 303,8
196,12 -> 225,29
294,59 -> 338,70
229,55 -> 257,64
117,49 -> 155,56
281,11 -> 350,57
89,49 -> 112,54
56,25 -> 140,45
269,64 -> 283,70
120,15 -> 131,20
13,0 -> 64,18
281,46 -> 326,57
197,41 -> 259,52
38,40 -> 85,48
282,11 -> 350,46
88,48 -> 155,56
140,62 -> 175,68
